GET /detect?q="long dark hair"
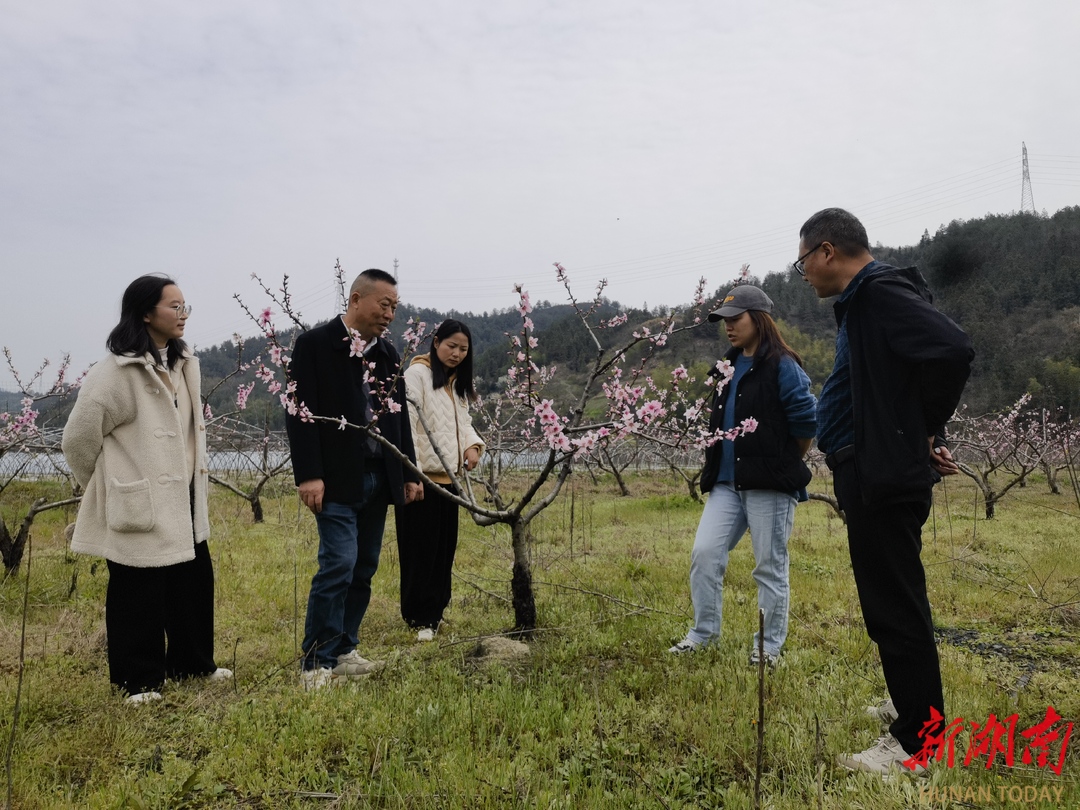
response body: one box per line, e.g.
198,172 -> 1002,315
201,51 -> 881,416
747,310 -> 803,367
106,274 -> 187,369
429,319 -> 476,402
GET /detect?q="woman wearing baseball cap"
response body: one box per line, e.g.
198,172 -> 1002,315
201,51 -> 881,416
668,285 -> 817,667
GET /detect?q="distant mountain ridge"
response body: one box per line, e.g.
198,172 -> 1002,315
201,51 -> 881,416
120,205 -> 1080,424
0,389 -> 26,413
24,207 -> 1080,430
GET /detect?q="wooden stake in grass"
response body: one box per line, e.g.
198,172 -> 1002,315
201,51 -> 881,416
753,608 -> 765,810
4,530 -> 31,810
569,482 -> 575,561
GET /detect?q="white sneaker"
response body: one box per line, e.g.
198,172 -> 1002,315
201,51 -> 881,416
748,648 -> 780,669
208,667 -> 233,682
667,636 -> 701,654
866,697 -> 898,727
300,667 -> 336,691
125,691 -> 163,705
417,628 -> 436,643
332,650 -> 384,679
837,734 -> 926,775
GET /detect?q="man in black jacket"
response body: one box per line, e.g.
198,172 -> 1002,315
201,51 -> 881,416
286,268 -> 422,689
796,208 -> 974,774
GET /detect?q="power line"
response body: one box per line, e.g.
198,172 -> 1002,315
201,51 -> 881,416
204,148 -> 1080,336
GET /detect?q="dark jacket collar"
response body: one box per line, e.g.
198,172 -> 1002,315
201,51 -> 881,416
834,263 -> 932,326
326,315 -> 390,357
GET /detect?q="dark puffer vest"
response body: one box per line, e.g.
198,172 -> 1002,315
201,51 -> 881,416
699,349 -> 812,494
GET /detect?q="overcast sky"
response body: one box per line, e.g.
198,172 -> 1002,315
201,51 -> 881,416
3,0 -> 1079,390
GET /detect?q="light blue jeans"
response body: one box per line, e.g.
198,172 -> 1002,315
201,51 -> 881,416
686,483 -> 797,656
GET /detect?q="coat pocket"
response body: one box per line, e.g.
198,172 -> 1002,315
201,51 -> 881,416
105,478 -> 155,533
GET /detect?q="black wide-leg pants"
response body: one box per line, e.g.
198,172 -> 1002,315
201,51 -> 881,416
834,461 -> 943,755
395,483 -> 460,630
105,539 -> 217,695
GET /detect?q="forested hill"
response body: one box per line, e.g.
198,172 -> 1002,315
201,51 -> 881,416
881,208 -> 1080,414
193,206 -> 1080,422
727,208 -> 1080,415
21,207 -> 1078,430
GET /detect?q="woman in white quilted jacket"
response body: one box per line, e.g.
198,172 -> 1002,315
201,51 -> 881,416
395,319 -> 485,641
62,275 -> 231,703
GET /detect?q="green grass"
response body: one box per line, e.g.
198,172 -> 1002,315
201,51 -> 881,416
1,472 -> 1078,808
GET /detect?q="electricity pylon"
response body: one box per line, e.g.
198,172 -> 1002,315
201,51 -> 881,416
1020,142 -> 1036,214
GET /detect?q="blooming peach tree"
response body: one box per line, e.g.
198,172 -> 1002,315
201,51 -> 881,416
950,395 -> 1058,518
1058,417 -> 1080,513
238,262 -> 754,630
200,333 -> 293,522
0,349 -> 83,572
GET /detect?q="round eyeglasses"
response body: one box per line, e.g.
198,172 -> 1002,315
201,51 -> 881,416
156,304 -> 192,318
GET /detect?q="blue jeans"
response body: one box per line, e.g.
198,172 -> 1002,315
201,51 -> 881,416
687,483 -> 797,656
302,469 -> 389,670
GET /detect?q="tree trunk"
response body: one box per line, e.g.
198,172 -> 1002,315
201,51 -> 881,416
977,475 -> 996,519
600,447 -> 630,497
0,517 -> 20,573
250,478 -> 269,523
1042,461 -> 1061,495
807,492 -> 845,523
510,519 -> 537,632
610,465 -> 631,498
685,476 -> 701,503
2,497 -> 83,574
210,474 -> 265,523
2,498 -> 43,573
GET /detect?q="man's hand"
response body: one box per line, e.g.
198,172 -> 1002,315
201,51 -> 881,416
405,482 -> 424,504
928,438 -> 959,476
298,479 -> 325,514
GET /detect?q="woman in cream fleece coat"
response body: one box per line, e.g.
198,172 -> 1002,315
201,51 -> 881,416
395,319 -> 485,640
63,275 -> 229,702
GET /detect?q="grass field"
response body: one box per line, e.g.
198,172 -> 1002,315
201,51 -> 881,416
1,471 -> 1078,809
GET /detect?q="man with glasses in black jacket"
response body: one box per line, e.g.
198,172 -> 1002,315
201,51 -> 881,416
796,208 -> 974,776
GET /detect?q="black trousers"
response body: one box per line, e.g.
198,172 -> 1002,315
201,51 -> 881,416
395,483 -> 459,629
834,462 -> 943,755
105,539 -> 217,695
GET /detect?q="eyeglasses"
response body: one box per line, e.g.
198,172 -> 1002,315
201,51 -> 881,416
157,304 -> 192,318
791,243 -> 823,276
